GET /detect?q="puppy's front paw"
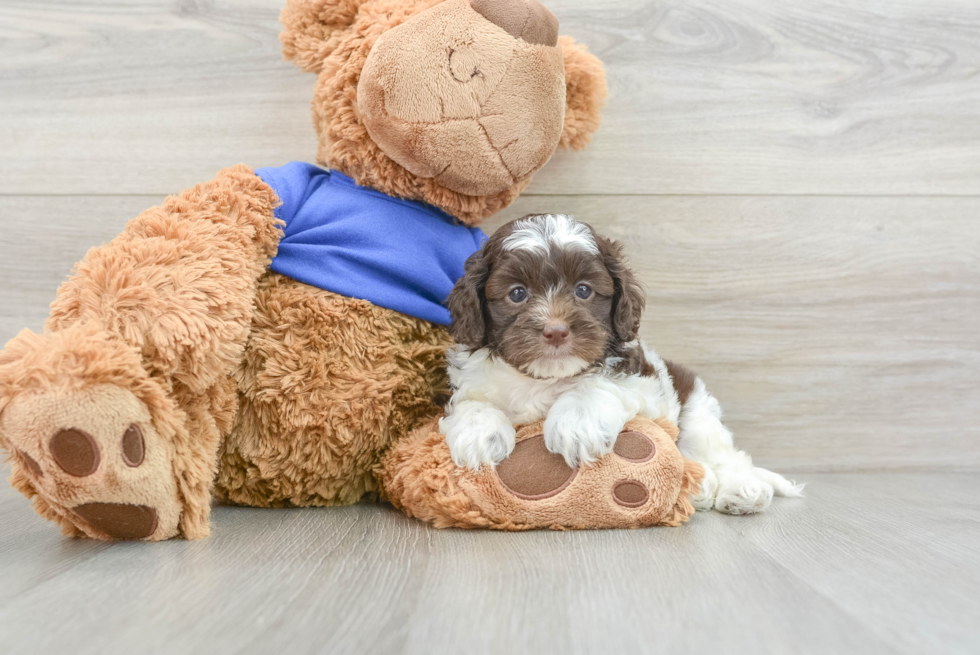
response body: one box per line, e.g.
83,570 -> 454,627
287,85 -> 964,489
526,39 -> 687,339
544,396 -> 626,468
439,403 -> 516,471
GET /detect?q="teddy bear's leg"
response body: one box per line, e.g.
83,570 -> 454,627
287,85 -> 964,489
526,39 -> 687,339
214,276 -> 452,508
381,415 -> 705,530
0,165 -> 282,539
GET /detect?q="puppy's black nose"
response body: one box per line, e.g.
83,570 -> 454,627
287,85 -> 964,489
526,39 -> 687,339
543,324 -> 570,346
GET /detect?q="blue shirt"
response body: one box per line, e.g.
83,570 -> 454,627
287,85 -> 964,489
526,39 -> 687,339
256,162 -> 486,325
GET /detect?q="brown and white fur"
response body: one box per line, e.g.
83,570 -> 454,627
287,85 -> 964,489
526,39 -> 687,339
440,214 -> 803,514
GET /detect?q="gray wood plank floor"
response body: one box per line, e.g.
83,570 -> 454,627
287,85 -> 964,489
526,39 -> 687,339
1,470 -> 978,655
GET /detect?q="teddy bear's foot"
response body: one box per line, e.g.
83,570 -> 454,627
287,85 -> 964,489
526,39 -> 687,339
0,328 -> 185,541
382,415 -> 704,530
2,383 -> 182,540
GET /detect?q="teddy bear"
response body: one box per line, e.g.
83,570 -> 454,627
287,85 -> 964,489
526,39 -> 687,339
0,0 -> 700,540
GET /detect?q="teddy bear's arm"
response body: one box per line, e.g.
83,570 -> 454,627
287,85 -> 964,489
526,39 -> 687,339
0,165 -> 283,540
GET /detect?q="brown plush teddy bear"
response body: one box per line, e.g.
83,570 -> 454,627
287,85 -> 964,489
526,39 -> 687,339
0,0 -> 697,540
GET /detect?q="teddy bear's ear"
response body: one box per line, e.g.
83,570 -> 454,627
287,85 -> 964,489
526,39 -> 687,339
558,35 -> 608,151
279,0 -> 366,73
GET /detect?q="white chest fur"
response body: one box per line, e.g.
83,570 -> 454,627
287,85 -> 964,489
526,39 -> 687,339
445,344 -> 681,426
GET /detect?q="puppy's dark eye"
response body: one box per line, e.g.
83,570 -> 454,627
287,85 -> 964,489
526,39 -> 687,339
509,286 -> 527,303
575,284 -> 592,299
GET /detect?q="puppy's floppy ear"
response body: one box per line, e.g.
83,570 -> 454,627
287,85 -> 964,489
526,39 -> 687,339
598,235 -> 645,342
448,248 -> 492,349
558,36 -> 608,151
280,0 -> 366,73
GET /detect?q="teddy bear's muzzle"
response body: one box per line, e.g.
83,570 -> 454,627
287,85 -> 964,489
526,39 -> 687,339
468,0 -> 559,47
356,0 -> 566,197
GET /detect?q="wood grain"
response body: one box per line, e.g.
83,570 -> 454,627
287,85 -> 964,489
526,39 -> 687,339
1,0 -> 979,195
4,193 -> 976,472
1,470 -> 978,655
734,473 -> 980,655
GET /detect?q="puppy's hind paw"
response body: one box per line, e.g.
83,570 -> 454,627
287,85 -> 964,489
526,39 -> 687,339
714,477 -> 774,515
754,466 -> 806,498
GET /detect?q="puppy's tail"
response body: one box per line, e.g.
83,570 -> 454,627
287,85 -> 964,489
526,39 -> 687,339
754,466 -> 806,498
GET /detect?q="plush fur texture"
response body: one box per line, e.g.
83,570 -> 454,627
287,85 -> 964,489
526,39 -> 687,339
440,214 -> 804,514
382,414 -> 704,530
0,0 -> 608,539
215,276 -> 452,508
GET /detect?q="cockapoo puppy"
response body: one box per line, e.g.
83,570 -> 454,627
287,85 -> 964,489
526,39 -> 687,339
439,214 -> 803,514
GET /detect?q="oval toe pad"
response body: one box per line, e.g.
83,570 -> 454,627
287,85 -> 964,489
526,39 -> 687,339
496,434 -> 577,500
72,502 -> 158,540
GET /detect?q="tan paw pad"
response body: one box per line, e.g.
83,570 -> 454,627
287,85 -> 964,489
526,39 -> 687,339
0,384 -> 183,540
468,417 -> 697,529
383,415 -> 703,530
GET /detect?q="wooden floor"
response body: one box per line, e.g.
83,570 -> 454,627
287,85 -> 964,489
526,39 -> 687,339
0,470 -> 977,655
1,1 -> 979,653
